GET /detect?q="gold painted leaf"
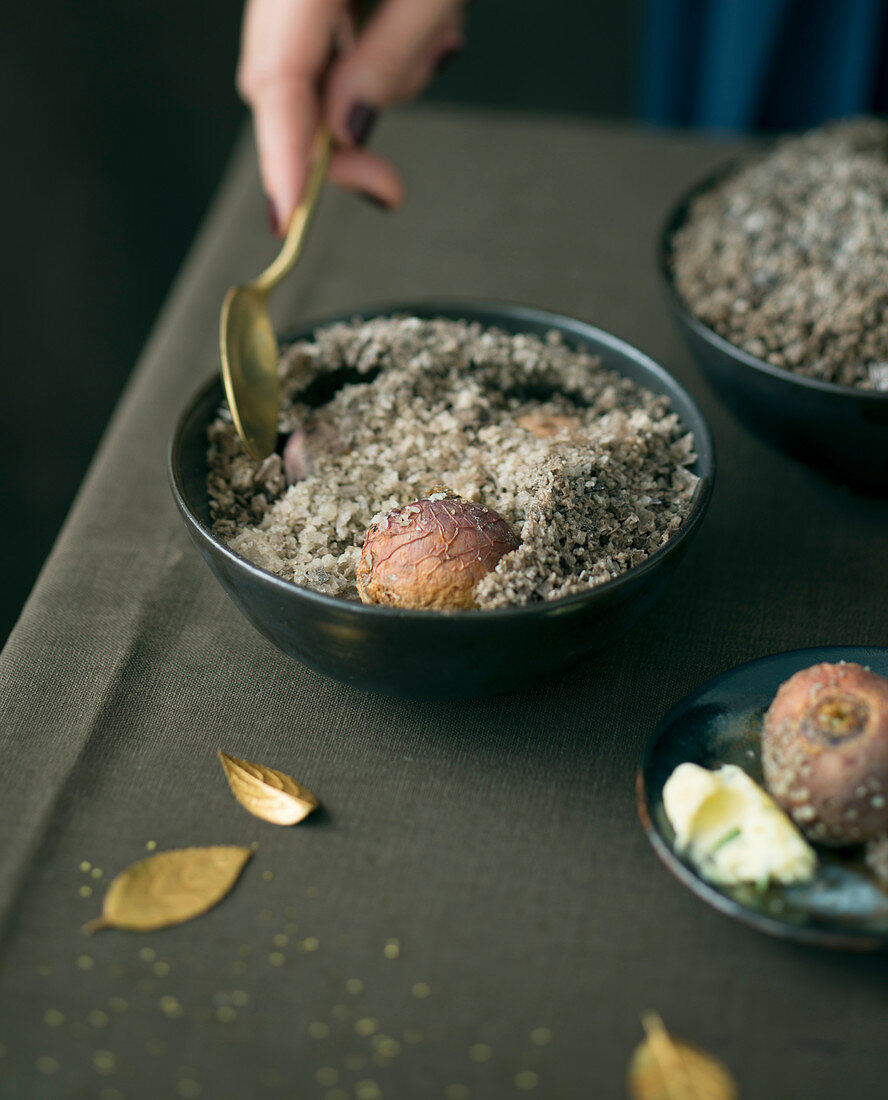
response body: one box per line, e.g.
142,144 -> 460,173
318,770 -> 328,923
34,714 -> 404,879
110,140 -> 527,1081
82,846 -> 252,934
218,750 -> 319,826
628,1013 -> 738,1100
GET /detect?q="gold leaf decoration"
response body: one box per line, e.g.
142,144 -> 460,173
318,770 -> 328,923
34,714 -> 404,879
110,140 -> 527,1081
218,750 -> 319,826
627,1013 -> 739,1100
82,846 -> 252,934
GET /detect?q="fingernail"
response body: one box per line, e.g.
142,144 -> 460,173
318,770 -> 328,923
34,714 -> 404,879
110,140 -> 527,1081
266,196 -> 280,236
435,46 -> 463,73
360,191 -> 391,210
346,101 -> 377,146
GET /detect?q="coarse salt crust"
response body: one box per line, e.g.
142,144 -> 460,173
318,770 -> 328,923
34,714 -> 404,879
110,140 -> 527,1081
672,118 -> 888,391
206,316 -> 699,608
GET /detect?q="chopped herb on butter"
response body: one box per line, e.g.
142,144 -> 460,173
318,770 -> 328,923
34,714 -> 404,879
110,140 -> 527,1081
663,763 -> 816,887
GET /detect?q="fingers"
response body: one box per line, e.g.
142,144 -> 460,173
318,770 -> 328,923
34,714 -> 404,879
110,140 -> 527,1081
238,0 -> 345,230
238,0 -> 465,228
327,147 -> 405,208
326,0 -> 465,147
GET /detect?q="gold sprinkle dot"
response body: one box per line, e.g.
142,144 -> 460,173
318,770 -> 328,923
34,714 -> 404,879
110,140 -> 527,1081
383,939 -> 400,960
250,840 -> 260,851
91,868 -> 103,879
355,1017 -> 378,1037
80,861 -> 92,872
152,961 -> 170,977
332,1004 -> 350,1021
469,1043 -> 491,1063
530,1027 -> 552,1047
262,870 -> 274,882
307,886 -> 319,898
230,990 -> 250,1007
99,1088 -> 126,1100
515,1071 -> 539,1091
411,982 -> 431,999
308,1021 -> 329,1040
316,1067 -> 339,1086
93,1050 -> 117,1075
36,1055 -> 60,1075
344,1054 -> 366,1071
216,1006 -> 236,1024
139,948 -> 156,963
177,1079 -> 201,1098
76,955 -> 95,971
445,1086 -> 471,1100
403,1030 -> 423,1045
268,952 -> 285,967
272,933 -> 288,948
79,885 -> 93,898
108,998 -> 128,1014
88,1010 -> 110,1028
159,996 -> 183,1019
373,1037 -> 401,1059
145,840 -> 157,851
345,978 -> 364,995
355,1080 -> 381,1100
299,937 -> 319,952
44,1009 -> 65,1027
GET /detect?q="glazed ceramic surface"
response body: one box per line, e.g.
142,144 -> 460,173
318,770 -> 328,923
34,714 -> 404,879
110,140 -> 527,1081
639,645 -> 888,950
170,301 -> 714,700
659,167 -> 888,492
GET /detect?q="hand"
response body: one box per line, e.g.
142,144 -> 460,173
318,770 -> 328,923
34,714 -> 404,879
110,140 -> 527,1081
237,0 -> 465,232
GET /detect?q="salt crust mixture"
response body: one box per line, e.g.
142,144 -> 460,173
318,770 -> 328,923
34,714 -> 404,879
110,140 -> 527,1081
207,316 -> 699,608
672,118 -> 888,391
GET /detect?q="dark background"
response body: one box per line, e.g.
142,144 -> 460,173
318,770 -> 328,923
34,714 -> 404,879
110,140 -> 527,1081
0,0 -> 640,644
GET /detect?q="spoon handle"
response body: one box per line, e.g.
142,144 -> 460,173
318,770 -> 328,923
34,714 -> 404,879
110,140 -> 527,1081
254,127 -> 332,294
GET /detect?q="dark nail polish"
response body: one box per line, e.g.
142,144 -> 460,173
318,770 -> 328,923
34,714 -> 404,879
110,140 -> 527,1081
360,191 -> 390,210
266,196 -> 280,237
435,45 -> 463,73
346,101 -> 377,146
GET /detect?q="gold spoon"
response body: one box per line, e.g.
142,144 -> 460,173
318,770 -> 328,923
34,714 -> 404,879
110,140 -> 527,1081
220,128 -> 332,460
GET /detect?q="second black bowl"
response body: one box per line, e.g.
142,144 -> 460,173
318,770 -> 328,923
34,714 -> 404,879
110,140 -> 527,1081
659,166 -> 888,492
169,301 -> 714,700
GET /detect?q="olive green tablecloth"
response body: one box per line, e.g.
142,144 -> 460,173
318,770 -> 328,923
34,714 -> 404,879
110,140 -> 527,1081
2,107 -> 888,1100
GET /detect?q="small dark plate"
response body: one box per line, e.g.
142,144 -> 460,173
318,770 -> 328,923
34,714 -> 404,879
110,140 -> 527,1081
638,645 -> 888,950
658,165 -> 888,492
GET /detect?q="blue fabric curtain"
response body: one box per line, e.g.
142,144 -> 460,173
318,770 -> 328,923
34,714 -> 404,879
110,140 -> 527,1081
640,0 -> 888,131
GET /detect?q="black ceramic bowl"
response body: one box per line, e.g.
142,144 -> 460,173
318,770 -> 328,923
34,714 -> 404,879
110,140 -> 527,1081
169,301 -> 714,700
659,165 -> 888,491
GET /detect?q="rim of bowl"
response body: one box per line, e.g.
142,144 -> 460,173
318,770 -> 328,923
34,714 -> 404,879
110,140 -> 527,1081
169,297 -> 715,623
657,161 -> 888,403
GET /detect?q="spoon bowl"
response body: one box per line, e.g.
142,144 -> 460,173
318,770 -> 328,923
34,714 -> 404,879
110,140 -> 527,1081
219,130 -> 331,461
220,284 -> 280,460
